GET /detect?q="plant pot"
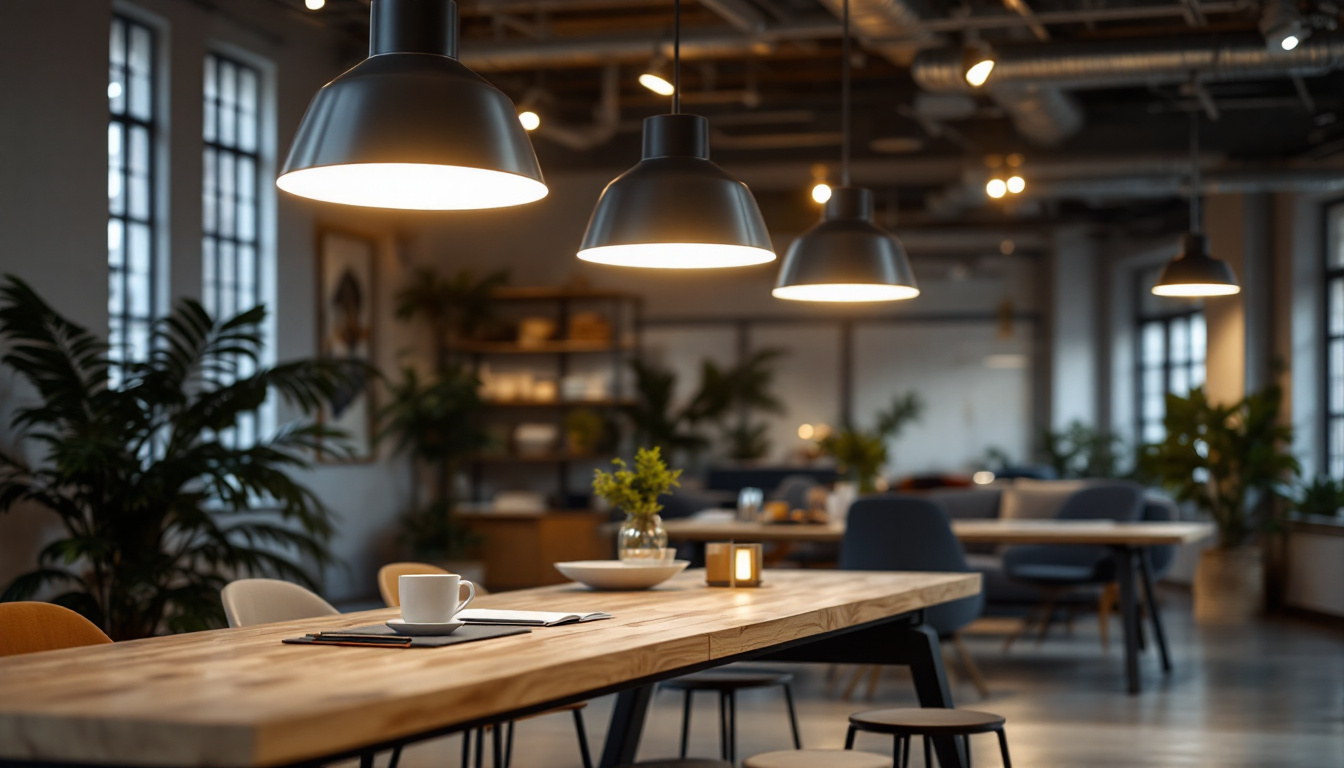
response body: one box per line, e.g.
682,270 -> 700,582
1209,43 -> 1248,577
1194,546 -> 1265,624
616,512 -> 667,562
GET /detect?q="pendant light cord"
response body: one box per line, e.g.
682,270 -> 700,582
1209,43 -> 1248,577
1189,107 -> 1201,235
672,0 -> 681,115
841,0 -> 851,187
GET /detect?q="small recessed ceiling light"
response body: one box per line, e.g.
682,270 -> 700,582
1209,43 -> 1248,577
305,0 -> 325,10
1006,175 -> 1025,194
986,178 -> 1007,199
639,72 -> 674,96
811,182 -> 832,204
518,111 -> 540,131
965,58 -> 994,87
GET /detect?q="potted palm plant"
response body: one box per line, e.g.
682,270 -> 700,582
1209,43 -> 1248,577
1139,384 -> 1299,623
0,276 -> 353,639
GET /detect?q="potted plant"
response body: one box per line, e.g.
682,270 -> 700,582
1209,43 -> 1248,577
819,392 -> 925,493
592,446 -> 682,561
1139,384 -> 1299,623
0,277 -> 352,639
378,365 -> 486,577
1293,476 -> 1344,521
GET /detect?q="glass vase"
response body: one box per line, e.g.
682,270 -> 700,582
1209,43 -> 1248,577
617,512 -> 668,562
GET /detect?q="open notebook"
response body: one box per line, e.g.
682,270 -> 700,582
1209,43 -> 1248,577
455,609 -> 612,627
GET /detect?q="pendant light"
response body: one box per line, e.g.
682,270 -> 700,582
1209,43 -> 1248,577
1152,111 -> 1240,297
277,0 -> 546,210
576,0 -> 774,269
772,0 -> 918,302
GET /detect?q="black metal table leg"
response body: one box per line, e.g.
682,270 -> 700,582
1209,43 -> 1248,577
599,685 -> 654,768
898,624 -> 967,767
573,709 -> 593,768
1113,545 -> 1142,694
783,683 -> 802,749
1137,547 -> 1172,673
679,690 -> 693,758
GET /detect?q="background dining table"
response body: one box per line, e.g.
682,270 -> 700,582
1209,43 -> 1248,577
662,516 -> 1215,694
0,569 -> 981,768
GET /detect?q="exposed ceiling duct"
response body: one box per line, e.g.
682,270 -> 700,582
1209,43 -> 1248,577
813,0 -> 1082,147
912,33 -> 1344,92
535,64 -> 621,152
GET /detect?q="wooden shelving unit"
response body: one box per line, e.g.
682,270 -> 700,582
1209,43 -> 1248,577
454,287 -> 643,505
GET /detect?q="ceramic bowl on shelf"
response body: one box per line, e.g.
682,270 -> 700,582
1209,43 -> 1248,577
554,560 -> 689,590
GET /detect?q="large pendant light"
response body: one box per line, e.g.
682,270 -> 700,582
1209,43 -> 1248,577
576,0 -> 774,269
772,0 -> 918,302
277,0 -> 547,210
1152,111 -> 1240,297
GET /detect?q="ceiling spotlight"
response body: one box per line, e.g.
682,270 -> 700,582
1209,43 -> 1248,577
1261,0 -> 1309,52
305,0 -> 325,9
640,56 -> 675,96
1006,175 -> 1025,194
518,111 -> 540,131
963,44 -> 995,87
811,182 -> 833,204
986,178 -> 1008,199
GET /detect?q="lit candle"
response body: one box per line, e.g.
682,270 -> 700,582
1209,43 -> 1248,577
735,547 -> 754,581
705,542 -> 761,587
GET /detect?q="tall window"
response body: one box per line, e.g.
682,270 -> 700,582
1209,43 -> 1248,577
204,54 -> 265,446
108,16 -> 159,384
1324,202 -> 1344,478
1135,266 -> 1207,445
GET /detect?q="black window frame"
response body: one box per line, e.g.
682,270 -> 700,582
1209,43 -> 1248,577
108,14 -> 160,381
1322,198 -> 1344,478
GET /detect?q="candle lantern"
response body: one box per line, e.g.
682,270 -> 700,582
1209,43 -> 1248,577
706,542 -> 763,587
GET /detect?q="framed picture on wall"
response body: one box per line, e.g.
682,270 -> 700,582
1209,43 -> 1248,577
317,228 -> 377,463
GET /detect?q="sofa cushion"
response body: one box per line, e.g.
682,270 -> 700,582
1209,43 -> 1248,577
999,478 -> 1092,520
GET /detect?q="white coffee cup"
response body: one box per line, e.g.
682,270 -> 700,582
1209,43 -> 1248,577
399,574 -> 476,624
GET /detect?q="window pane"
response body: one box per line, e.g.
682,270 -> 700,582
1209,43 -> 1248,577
1141,322 -> 1165,366
1190,313 -> 1207,362
1169,317 -> 1190,364
107,219 -> 124,266
128,223 -> 151,277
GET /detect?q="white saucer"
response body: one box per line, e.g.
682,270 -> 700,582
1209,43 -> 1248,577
386,618 -> 464,636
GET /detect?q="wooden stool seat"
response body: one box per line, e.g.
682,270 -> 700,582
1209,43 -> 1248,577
662,669 -> 793,691
618,760 -> 733,768
746,749 -> 892,768
848,708 -> 1005,736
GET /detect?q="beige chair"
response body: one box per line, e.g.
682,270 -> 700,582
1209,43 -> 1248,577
0,602 -> 113,657
377,562 -> 592,768
221,578 -> 339,628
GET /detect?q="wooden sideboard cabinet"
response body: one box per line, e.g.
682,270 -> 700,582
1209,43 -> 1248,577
458,510 -> 611,591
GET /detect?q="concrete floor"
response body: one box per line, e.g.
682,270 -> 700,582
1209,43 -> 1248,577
386,591 -> 1344,768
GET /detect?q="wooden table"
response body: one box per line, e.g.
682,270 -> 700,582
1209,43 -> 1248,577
0,570 -> 981,768
664,517 -> 1215,694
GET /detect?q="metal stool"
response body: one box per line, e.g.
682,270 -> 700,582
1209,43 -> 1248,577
745,749 -> 891,768
845,708 -> 1011,768
461,701 -> 592,768
661,668 -> 802,764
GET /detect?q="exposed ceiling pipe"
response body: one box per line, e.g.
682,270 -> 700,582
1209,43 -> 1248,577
912,33 -> 1344,92
535,64 -> 621,152
813,0 -> 1082,146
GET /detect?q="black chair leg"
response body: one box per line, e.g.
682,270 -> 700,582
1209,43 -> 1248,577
845,726 -> 857,750
573,708 -> 593,768
901,735 -> 911,768
473,729 -> 485,768
360,754 -> 374,768
782,683 -> 802,749
387,747 -> 403,768
680,690 -> 693,758
461,729 -> 471,768
963,735 -> 972,768
718,691 -> 730,762
922,735 -> 932,768
997,729 -> 1012,768
492,724 -> 503,768
504,722 -> 515,768
727,691 -> 738,765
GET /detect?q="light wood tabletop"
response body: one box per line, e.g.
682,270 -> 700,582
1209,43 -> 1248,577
662,518 -> 1215,546
0,569 -> 979,768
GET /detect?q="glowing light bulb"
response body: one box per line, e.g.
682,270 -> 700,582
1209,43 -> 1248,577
639,73 -> 675,96
798,424 -> 815,440
305,0 -> 325,9
811,183 -> 832,204
986,178 -> 1008,199
734,548 -> 754,581
1006,175 -> 1025,194
518,111 -> 540,131
965,59 -> 995,87
973,471 -> 996,485
1281,34 -> 1300,50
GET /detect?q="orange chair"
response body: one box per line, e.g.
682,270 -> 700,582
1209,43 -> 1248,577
377,563 -> 592,768
0,602 -> 112,657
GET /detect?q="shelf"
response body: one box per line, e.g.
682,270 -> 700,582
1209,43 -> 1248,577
481,398 -> 634,409
454,340 -> 634,354
472,453 -> 608,463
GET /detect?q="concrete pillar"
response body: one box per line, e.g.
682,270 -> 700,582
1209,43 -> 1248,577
1203,193 -> 1274,405
1049,226 -> 1102,429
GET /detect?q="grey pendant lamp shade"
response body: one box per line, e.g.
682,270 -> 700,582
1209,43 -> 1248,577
773,188 -> 919,302
771,0 -> 917,302
1152,112 -> 1239,297
576,0 -> 774,269
1152,234 -> 1240,297
277,0 -> 546,210
577,114 -> 775,268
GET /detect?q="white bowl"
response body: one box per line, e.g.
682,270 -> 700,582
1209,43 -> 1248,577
554,560 -> 690,590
